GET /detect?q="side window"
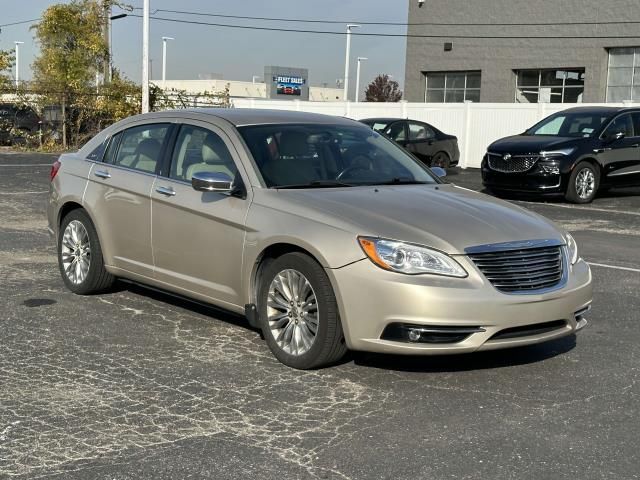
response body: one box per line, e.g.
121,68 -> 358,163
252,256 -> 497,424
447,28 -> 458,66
603,114 -> 634,138
170,125 -> 238,182
408,122 -> 435,141
113,124 -> 169,174
632,113 -> 640,138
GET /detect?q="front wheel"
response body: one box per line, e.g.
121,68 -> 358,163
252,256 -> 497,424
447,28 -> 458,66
258,252 -> 347,369
566,162 -> 599,203
58,209 -> 114,294
431,151 -> 450,169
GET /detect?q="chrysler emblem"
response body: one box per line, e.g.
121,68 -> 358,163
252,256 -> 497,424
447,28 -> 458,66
503,153 -> 511,160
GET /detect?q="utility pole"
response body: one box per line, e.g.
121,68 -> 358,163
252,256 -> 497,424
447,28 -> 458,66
142,0 -> 150,113
355,57 -> 367,102
102,0 -> 110,84
343,24 -> 360,102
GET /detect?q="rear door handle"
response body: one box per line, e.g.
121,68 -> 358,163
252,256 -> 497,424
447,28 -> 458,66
94,169 -> 111,179
156,186 -> 176,197
632,143 -> 640,148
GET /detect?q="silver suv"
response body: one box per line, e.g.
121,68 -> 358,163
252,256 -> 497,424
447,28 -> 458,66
48,109 -> 592,369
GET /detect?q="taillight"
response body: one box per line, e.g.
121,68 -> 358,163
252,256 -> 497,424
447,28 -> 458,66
50,160 -> 61,181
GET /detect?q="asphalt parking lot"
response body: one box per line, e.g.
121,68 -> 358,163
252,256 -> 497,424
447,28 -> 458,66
1,152 -> 639,479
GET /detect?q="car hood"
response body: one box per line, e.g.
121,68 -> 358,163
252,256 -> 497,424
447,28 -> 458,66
270,184 -> 565,254
488,135 -> 581,155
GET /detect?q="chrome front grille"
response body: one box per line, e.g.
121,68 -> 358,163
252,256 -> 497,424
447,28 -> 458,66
487,153 -> 539,173
468,245 -> 565,293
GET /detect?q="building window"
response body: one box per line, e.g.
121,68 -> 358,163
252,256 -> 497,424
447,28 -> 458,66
607,47 -> 640,102
515,69 -> 585,103
424,71 -> 481,103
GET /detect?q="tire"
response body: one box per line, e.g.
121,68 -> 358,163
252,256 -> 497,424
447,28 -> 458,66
258,252 -> 347,369
430,151 -> 450,169
58,209 -> 115,294
565,161 -> 599,204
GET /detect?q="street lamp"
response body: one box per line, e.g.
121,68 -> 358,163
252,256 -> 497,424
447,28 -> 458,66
142,0 -> 150,113
355,57 -> 368,103
343,24 -> 360,102
161,36 -> 174,89
14,41 -> 24,88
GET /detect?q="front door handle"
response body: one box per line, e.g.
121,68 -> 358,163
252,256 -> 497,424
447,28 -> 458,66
632,143 -> 640,148
94,169 -> 111,179
593,148 -> 612,154
156,186 -> 176,197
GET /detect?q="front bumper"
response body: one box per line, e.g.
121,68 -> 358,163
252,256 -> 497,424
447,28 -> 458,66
327,256 -> 592,354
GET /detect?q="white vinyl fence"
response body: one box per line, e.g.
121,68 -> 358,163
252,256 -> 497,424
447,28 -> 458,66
232,99 -> 634,168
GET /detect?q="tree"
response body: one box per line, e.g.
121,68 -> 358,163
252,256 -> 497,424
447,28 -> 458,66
365,74 -> 403,102
0,49 -> 14,92
30,0 -> 141,148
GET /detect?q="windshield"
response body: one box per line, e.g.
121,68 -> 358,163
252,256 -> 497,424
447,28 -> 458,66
239,124 -> 438,188
526,112 -> 611,138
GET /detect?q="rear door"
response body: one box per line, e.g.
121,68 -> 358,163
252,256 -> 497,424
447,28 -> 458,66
598,113 -> 640,187
151,121 -> 251,309
84,122 -> 172,278
405,121 -> 438,164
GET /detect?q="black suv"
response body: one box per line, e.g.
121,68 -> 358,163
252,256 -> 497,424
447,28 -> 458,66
482,106 -> 640,203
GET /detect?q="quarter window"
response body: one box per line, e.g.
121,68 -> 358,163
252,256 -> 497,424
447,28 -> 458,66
607,48 -> 640,102
170,125 -> 237,182
515,69 -> 585,103
424,71 -> 481,103
112,124 -> 170,174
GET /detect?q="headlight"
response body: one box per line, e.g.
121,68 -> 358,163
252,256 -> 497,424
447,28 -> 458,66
538,160 -> 560,174
541,147 -> 576,157
565,233 -> 579,265
358,237 -> 467,277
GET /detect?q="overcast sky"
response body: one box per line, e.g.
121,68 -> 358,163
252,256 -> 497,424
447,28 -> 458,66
0,0 -> 409,95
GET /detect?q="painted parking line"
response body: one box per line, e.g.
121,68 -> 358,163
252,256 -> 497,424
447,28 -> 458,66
0,191 -> 48,195
588,262 -> 640,273
514,200 -> 640,217
0,164 -> 52,167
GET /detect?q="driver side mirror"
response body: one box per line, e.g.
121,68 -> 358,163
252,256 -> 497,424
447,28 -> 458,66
192,171 -> 233,192
431,167 -> 447,178
605,131 -> 625,143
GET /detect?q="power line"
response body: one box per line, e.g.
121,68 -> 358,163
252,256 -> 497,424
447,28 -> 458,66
128,14 -> 640,39
0,18 -> 41,28
129,7 -> 640,27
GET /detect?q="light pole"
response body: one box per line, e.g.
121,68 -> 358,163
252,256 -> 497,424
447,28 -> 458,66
343,24 -> 360,102
14,41 -> 24,89
355,57 -> 367,102
161,36 -> 174,89
142,0 -> 150,113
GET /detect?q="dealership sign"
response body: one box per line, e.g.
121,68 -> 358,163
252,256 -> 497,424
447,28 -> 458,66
274,76 -> 306,96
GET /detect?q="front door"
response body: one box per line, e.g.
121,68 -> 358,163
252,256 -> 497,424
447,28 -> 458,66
598,112 -> 640,187
84,122 -> 172,277
151,122 -> 250,309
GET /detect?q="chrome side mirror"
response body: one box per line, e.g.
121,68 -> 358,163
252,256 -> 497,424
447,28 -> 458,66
191,171 -> 233,192
605,131 -> 625,143
431,166 -> 447,178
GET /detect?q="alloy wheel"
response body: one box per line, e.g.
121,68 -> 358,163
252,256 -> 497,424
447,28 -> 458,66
60,220 -> 91,285
267,269 -> 319,356
575,168 -> 595,200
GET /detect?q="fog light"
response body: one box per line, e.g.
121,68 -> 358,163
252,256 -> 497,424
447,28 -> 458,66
408,329 -> 422,342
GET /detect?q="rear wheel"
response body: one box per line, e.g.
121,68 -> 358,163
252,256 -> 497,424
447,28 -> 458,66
431,151 -> 450,169
58,209 -> 114,294
566,161 -> 599,203
258,252 -> 347,369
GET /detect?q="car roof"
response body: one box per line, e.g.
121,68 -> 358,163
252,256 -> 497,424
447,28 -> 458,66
559,106 -> 637,115
360,118 -> 404,123
144,108 -> 363,128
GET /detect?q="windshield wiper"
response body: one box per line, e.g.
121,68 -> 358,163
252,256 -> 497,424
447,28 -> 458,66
274,180 -> 356,189
369,178 -> 431,186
